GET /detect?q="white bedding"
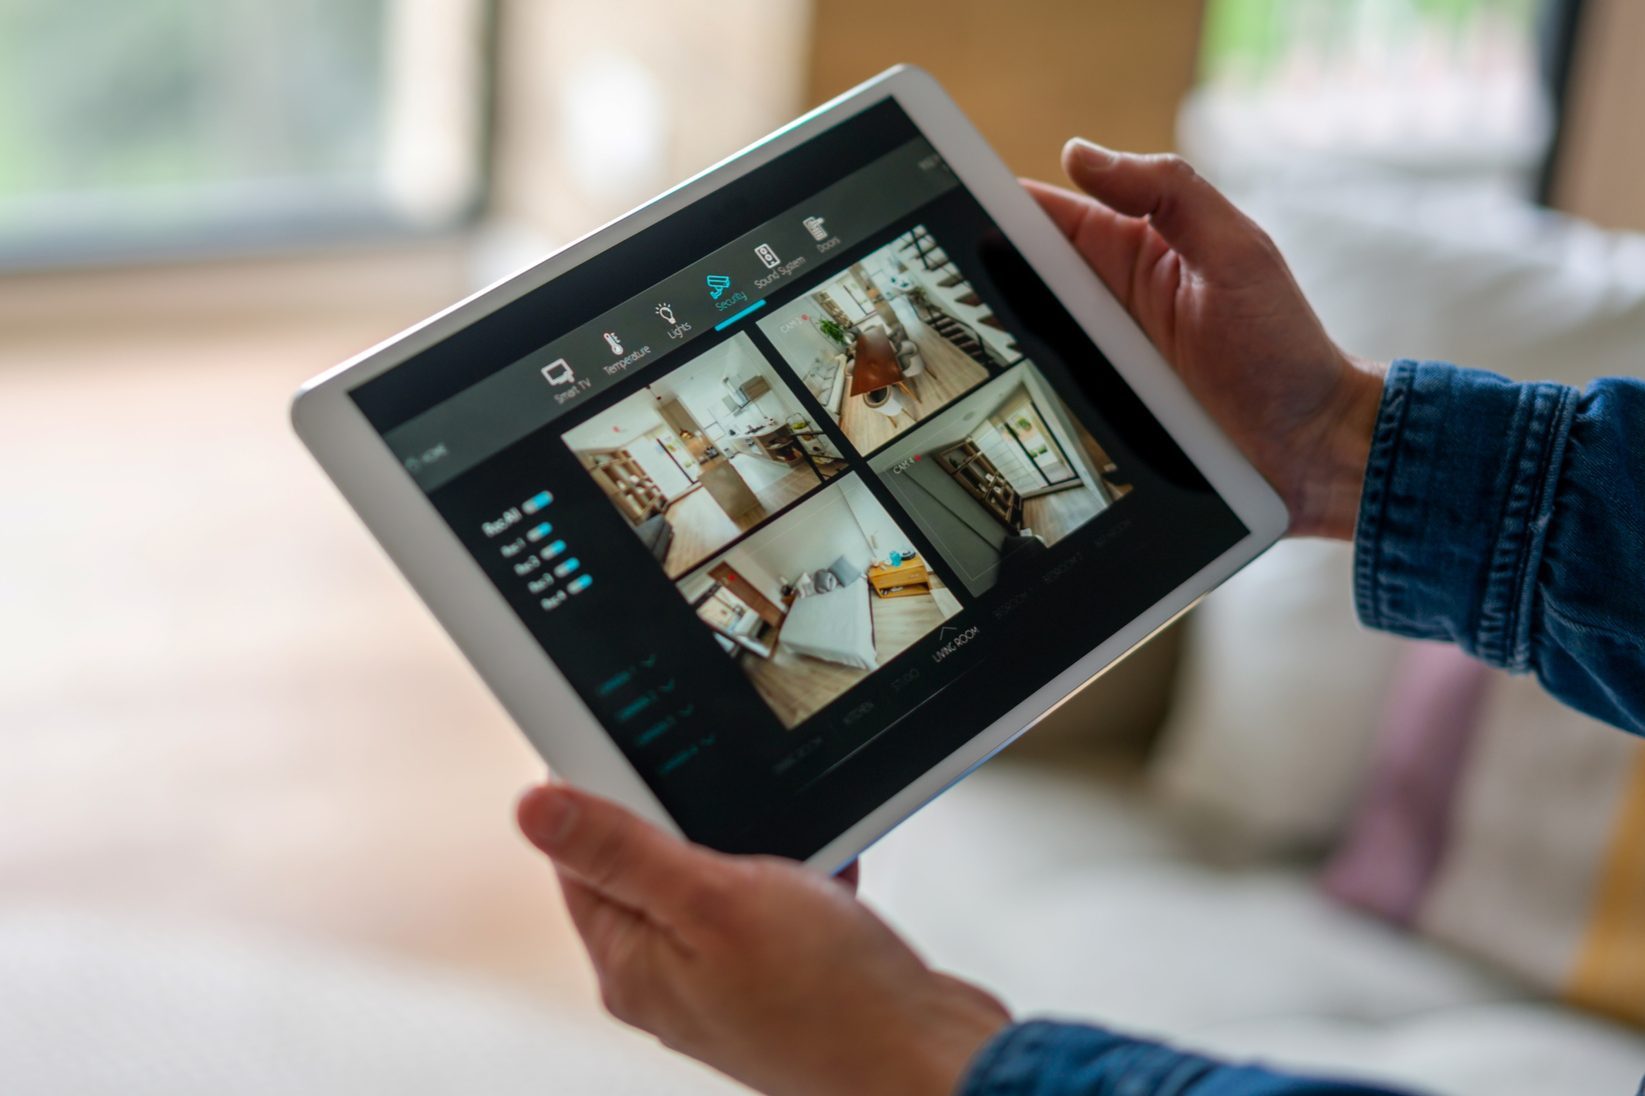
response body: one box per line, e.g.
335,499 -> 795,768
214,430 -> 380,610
778,577 -> 876,670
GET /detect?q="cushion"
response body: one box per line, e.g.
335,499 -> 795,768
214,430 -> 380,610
862,759 -> 1645,1095
1146,174 -> 1645,858
0,908 -> 739,1095
1324,651 -> 1645,1029
829,554 -> 864,587
811,568 -> 838,594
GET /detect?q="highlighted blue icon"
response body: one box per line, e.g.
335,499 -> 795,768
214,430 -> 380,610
705,274 -> 731,300
553,557 -> 581,578
714,298 -> 766,331
540,538 -> 567,560
526,521 -> 552,543
568,574 -> 593,595
522,490 -> 552,514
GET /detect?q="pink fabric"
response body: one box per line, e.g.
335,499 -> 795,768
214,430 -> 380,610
1322,641 -> 1494,925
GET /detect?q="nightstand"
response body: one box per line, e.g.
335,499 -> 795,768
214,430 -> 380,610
866,558 -> 930,599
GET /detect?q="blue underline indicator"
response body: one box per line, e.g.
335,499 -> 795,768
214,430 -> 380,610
714,298 -> 767,331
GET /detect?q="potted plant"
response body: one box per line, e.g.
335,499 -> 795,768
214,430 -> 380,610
817,317 -> 848,349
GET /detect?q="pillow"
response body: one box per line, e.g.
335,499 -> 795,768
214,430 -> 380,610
1150,538 -> 1405,857
812,568 -> 839,594
1324,647 -> 1645,1029
829,554 -> 864,587
1146,173 -> 1645,858
793,571 -> 815,598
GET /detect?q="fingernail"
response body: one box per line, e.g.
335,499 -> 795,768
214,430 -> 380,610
1067,138 -> 1118,169
522,786 -> 578,849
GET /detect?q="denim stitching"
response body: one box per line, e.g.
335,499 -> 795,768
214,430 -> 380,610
1506,384 -> 1577,672
1354,360 -> 1416,634
1474,380 -> 1544,665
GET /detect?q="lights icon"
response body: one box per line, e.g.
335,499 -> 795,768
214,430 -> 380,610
541,358 -> 574,386
754,243 -> 780,269
655,302 -> 677,324
705,274 -> 731,300
603,331 -> 624,355
803,216 -> 828,240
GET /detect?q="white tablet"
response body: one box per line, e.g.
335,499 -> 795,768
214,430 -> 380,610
293,65 -> 1286,871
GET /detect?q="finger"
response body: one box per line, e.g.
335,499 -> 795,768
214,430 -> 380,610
1022,177 -> 1112,240
518,783 -> 726,926
1023,178 -> 1152,309
1060,139 -> 1257,266
555,866 -> 646,970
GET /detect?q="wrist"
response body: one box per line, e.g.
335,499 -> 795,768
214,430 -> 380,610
888,977 -> 1012,1096
1288,355 -> 1386,540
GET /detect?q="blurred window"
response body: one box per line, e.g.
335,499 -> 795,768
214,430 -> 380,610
1190,0 -> 1550,182
0,0 -> 489,267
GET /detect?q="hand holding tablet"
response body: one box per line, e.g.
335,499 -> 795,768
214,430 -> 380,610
1023,143 -> 1385,542
292,66 -> 1288,869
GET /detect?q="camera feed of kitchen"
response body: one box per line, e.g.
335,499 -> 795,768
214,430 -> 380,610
560,334 -> 849,580
758,225 -> 1021,456
676,475 -> 962,730
868,363 -> 1132,598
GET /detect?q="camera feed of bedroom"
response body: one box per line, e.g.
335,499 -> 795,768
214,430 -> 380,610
868,363 -> 1133,598
758,225 -> 1021,457
675,475 -> 962,730
561,333 -> 849,580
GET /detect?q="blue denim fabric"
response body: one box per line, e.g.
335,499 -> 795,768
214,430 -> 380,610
959,361 -> 1645,1095
960,1021 -> 1405,1095
1357,360 -> 1645,736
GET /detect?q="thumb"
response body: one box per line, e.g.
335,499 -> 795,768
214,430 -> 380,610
518,783 -> 726,923
1061,139 -> 1257,266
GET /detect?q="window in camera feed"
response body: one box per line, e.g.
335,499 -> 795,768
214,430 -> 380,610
758,225 -> 1020,456
560,333 -> 849,580
675,475 -> 961,729
869,363 -> 1134,598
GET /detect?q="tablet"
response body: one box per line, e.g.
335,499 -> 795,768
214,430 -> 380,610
293,65 -> 1286,871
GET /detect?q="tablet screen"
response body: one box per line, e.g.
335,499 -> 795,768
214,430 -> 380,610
350,100 -> 1247,858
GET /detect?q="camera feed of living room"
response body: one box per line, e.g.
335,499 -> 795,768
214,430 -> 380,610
675,474 -> 962,730
758,225 -> 1022,457
560,333 -> 850,580
868,363 -> 1133,598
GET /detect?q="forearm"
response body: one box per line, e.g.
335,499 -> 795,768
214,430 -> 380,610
961,1022 -> 1411,1095
1353,360 -> 1645,734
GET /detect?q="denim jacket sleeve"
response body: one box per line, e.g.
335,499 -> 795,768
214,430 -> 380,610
959,1021 -> 1409,1095
1356,360 -> 1645,735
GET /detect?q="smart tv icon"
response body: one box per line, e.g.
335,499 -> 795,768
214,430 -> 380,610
541,358 -> 574,386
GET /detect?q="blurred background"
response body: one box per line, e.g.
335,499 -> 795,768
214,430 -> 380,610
5,2 -> 1645,1093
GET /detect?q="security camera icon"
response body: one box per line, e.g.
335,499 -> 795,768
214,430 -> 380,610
541,358 -> 575,386
705,274 -> 731,300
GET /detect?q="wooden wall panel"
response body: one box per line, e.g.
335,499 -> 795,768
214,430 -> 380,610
804,1 -> 1206,182
1549,0 -> 1645,232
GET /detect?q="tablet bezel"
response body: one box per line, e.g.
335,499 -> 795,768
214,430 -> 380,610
292,64 -> 1288,871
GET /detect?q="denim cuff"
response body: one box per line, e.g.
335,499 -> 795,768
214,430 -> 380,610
959,1020 -> 1216,1095
1354,359 -> 1579,671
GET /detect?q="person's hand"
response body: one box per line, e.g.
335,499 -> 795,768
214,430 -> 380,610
517,783 -> 1011,1096
1025,141 -> 1386,540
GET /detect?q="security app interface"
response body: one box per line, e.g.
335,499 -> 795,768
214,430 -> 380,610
351,102 -> 1245,857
